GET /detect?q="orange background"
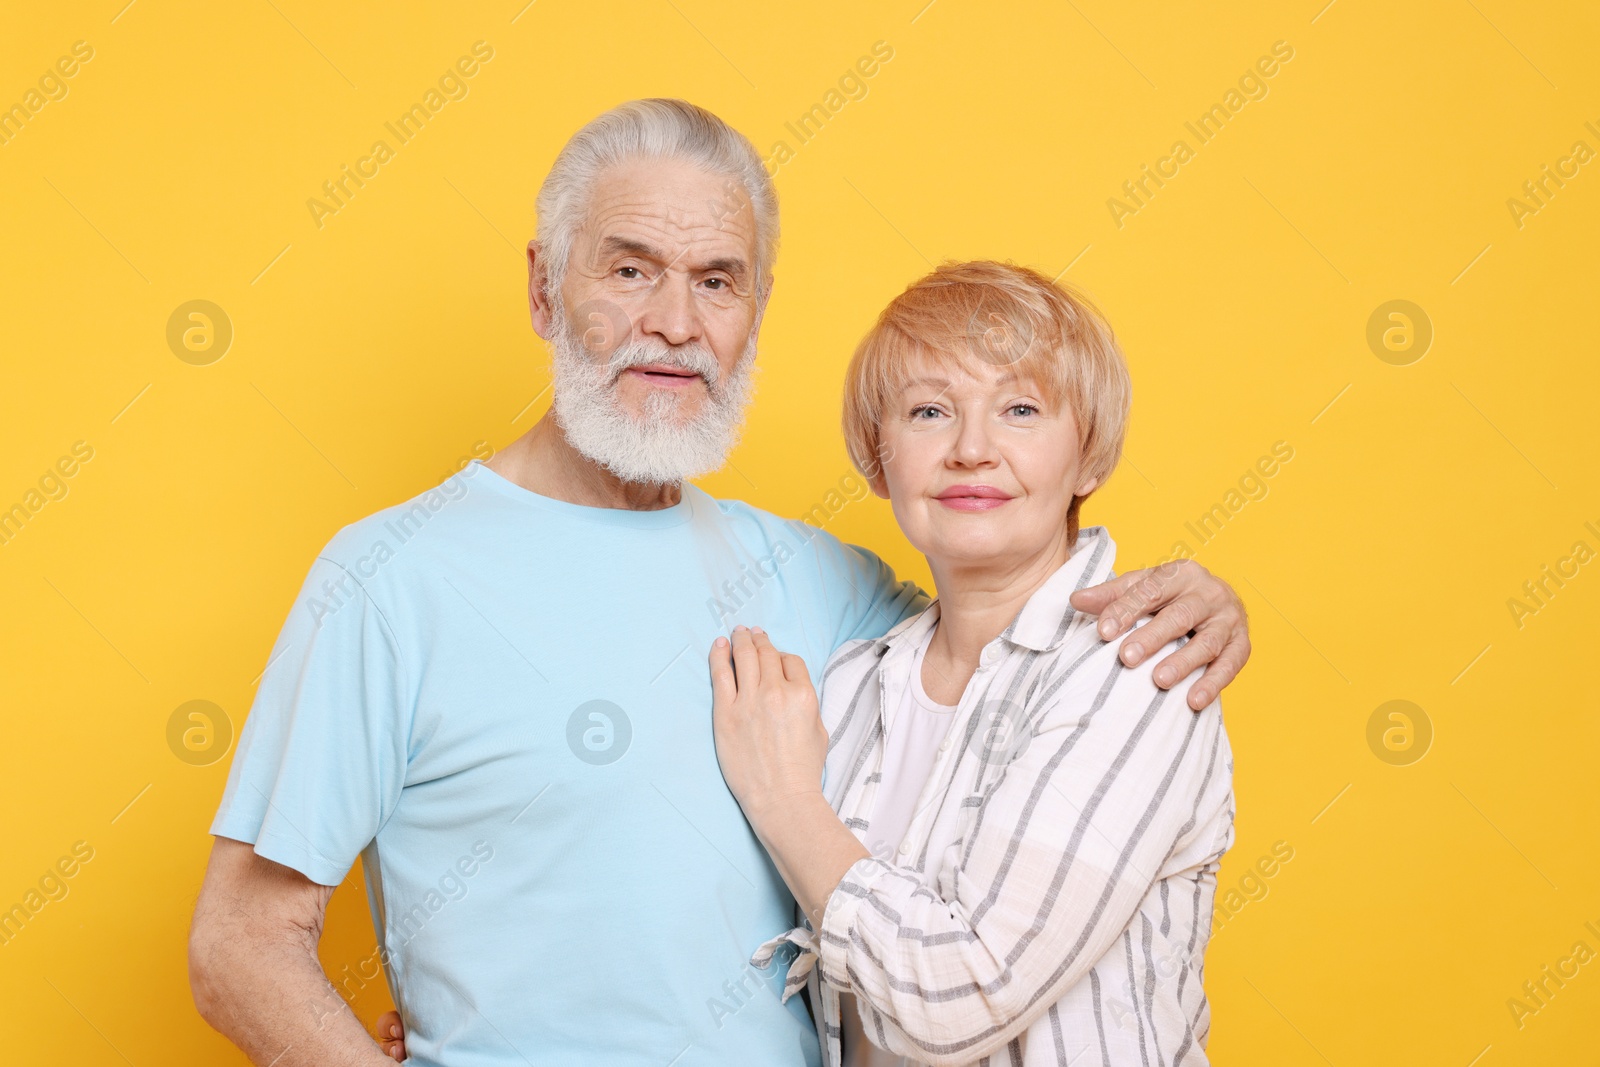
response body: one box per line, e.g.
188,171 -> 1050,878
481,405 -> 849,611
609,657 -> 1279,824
1,1 -> 1597,1063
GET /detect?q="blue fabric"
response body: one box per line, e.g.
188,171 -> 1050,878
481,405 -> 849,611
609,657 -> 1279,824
211,460 -> 925,1067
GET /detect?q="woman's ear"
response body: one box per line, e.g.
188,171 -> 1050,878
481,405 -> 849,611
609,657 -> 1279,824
865,444 -> 894,499
1074,475 -> 1099,498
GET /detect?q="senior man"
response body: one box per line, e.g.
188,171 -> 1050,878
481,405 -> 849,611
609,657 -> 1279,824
188,99 -> 1252,1067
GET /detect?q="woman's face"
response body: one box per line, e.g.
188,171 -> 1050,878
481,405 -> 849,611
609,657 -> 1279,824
874,350 -> 1098,573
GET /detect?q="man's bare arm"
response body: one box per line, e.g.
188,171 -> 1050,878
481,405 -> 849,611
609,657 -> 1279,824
189,838 -> 394,1067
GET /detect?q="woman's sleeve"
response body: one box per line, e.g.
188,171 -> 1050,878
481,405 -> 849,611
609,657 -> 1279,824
814,630 -> 1232,1066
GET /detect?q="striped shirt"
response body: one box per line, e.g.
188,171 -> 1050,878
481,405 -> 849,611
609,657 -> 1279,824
754,526 -> 1235,1066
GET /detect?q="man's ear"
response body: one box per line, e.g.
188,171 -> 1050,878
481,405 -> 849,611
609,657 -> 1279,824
528,241 -> 555,338
751,271 -> 775,336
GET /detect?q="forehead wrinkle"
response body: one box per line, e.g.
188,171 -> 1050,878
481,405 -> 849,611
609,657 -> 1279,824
585,209 -> 755,280
587,183 -> 755,247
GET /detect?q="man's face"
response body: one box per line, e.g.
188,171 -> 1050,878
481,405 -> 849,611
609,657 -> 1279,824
532,158 -> 767,484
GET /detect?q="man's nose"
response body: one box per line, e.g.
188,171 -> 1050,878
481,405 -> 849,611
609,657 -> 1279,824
635,269 -> 702,348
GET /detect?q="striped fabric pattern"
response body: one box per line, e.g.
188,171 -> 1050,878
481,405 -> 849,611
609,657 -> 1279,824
753,526 -> 1235,1066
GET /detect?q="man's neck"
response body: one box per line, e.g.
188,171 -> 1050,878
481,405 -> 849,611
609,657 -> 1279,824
485,413 -> 684,511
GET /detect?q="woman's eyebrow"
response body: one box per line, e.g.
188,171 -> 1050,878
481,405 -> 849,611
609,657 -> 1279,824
906,371 -> 1022,390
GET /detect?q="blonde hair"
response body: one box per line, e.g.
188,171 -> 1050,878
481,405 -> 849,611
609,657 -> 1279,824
842,260 -> 1131,542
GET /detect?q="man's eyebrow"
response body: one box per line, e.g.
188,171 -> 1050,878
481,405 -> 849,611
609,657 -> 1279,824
598,235 -> 749,283
701,255 -> 750,283
599,235 -> 665,261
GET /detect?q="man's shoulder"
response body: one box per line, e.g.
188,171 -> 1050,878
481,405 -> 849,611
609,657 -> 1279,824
314,465 -> 499,579
695,489 -> 863,564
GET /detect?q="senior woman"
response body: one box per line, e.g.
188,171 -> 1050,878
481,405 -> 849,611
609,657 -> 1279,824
710,261 -> 1234,1066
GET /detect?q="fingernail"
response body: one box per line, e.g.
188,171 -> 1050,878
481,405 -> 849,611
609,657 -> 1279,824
1100,617 -> 1117,636
1122,643 -> 1141,662
753,626 -> 766,635
715,637 -> 728,648
1154,666 -> 1174,685
1193,689 -> 1210,706
734,624 -> 748,632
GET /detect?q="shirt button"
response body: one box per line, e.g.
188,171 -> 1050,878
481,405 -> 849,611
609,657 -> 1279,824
897,841 -> 911,856
939,738 -> 951,753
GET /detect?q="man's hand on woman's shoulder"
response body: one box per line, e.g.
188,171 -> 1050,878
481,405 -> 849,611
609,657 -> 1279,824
1069,558 -> 1251,710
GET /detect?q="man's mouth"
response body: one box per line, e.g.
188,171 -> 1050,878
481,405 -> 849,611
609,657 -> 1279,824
620,364 -> 706,388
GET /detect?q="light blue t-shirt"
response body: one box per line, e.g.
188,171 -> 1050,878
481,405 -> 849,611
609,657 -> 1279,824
211,460 -> 925,1067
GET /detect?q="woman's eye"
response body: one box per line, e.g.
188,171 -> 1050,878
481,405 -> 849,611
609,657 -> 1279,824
910,405 -> 944,420
1008,404 -> 1038,417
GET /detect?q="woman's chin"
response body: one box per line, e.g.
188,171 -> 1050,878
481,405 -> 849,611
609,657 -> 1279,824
916,519 -> 1071,573
924,537 -> 1031,571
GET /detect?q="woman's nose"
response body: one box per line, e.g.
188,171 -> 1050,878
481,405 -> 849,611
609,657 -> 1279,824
950,417 -> 999,467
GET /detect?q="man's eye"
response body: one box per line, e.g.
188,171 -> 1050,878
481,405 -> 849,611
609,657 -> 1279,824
617,266 -> 642,279
703,277 -> 726,290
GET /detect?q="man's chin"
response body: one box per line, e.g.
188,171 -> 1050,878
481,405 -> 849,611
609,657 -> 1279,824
613,392 -> 711,427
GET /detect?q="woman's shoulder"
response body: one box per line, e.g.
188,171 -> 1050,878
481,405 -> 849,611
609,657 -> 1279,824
1042,616 -> 1223,726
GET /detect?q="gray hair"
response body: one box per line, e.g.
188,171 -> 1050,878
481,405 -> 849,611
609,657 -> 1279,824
535,98 -> 779,301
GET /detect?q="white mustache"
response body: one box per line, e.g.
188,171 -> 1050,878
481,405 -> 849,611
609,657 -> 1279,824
605,339 -> 722,390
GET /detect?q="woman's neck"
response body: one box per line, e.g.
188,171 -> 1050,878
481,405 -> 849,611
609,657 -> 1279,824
920,530 -> 1075,703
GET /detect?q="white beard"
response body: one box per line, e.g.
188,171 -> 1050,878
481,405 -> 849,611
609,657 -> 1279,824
548,305 -> 758,486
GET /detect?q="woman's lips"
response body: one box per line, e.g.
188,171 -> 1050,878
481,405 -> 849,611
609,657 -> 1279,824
934,485 -> 1015,511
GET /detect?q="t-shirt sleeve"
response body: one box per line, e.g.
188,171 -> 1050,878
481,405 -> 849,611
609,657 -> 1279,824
798,524 -> 928,647
210,552 -> 413,887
